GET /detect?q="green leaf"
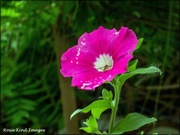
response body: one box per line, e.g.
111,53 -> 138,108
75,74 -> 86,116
20,104 -> 35,111
128,59 -> 138,72
22,88 -> 44,95
70,109 -> 82,120
20,99 -> 37,106
82,100 -> 112,113
102,89 -> 113,101
70,99 -> 112,119
89,89 -> 113,119
131,66 -> 162,74
118,66 -> 162,86
80,116 -> 98,133
88,116 -> 98,131
136,38 -> 144,50
80,127 -> 92,133
82,100 -> 111,118
1,8 -> 20,18
82,99 -> 112,119
92,107 -> 110,119
112,113 -> 157,134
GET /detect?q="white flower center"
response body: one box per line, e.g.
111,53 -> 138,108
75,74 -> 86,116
94,54 -> 113,72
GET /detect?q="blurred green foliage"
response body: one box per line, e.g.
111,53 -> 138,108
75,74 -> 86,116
1,1 -> 179,134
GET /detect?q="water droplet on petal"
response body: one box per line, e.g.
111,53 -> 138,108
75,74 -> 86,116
81,41 -> 86,45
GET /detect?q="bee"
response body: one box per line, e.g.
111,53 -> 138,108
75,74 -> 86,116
98,65 -> 112,72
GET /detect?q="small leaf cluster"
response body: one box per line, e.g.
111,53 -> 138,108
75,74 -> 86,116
71,89 -> 113,134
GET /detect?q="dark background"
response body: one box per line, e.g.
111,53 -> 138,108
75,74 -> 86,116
1,1 -> 179,134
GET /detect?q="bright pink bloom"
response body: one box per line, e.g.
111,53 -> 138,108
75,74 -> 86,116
60,26 -> 138,90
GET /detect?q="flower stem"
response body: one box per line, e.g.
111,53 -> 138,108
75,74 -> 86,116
109,81 -> 121,133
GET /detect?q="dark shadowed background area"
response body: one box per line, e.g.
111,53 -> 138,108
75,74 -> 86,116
1,1 -> 179,134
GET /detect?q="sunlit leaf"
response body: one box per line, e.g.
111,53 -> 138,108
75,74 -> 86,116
92,107 -> 110,119
80,127 -> 92,133
82,100 -> 112,113
70,99 -> 112,119
80,116 -> 99,133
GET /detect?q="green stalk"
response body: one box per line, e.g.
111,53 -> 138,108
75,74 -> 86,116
109,80 -> 122,133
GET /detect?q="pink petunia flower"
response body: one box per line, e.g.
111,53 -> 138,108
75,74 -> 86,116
60,26 -> 138,90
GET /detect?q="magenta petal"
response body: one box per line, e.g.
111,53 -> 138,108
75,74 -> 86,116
60,26 -> 138,90
72,70 -> 114,90
78,26 -> 119,55
113,27 -> 138,59
112,54 -> 134,75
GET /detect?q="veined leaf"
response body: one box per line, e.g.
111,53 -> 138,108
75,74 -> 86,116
112,113 -> 157,134
118,66 -> 162,86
